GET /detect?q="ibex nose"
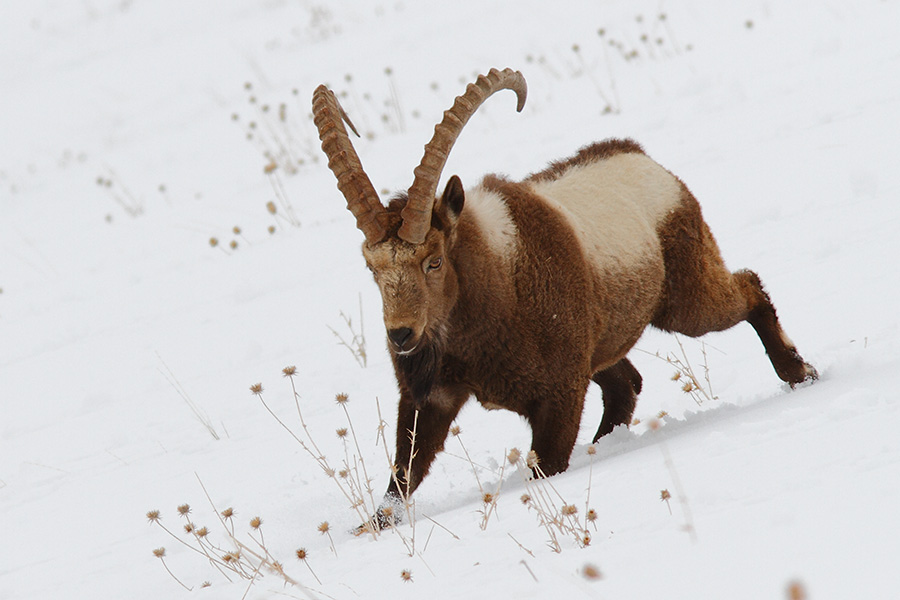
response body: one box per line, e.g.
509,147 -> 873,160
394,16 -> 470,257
387,327 -> 414,351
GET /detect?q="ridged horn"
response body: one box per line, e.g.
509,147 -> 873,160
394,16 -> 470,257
312,85 -> 387,244
398,68 -> 527,244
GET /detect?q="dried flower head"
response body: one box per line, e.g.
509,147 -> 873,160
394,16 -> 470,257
586,444 -> 597,456
338,469 -> 349,479
295,548 -> 308,561
249,383 -> 263,395
507,448 -> 521,465
482,492 -> 494,504
648,418 -> 661,432
183,523 -> 194,534
268,225 -> 276,234
146,510 -> 161,523
232,226 -> 242,235
587,508 -> 598,523
561,504 -> 578,516
229,240 -> 238,250
582,563 -> 602,580
400,569 -> 413,582
336,427 -> 348,439
520,494 -> 532,506
221,507 -> 234,519
335,392 -> 349,404
449,425 -> 461,436
196,527 -> 209,538
671,371 -> 681,381
317,521 -> 330,534
657,410 -> 668,419
381,506 -> 394,518
266,201 -> 277,214
526,450 -> 540,469
250,516 -> 262,529
264,162 -> 278,174
177,504 -> 191,516
209,237 -> 219,248
660,489 -> 672,502
787,581 -> 807,600
153,547 -> 166,558
681,381 -> 695,393
282,365 -> 296,377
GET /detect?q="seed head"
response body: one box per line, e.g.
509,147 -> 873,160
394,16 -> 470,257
196,526 -> 209,538
482,492 -> 494,504
221,507 -> 234,519
671,371 -> 681,381
381,506 -> 394,518
520,494 -> 532,506
526,450 -> 540,469
268,225 -> 276,234
587,508 -> 598,523
209,237 -> 219,248
146,510 -> 161,523
184,523 -> 194,534
266,201 -> 277,214
682,381 -> 695,393
507,448 -> 521,465
250,516 -> 262,529
449,425 -> 461,436
336,427 -> 348,439
177,504 -> 191,516
282,365 -> 296,377
660,489 -> 672,502
335,392 -> 349,404
153,547 -> 166,558
229,240 -> 238,250
586,445 -> 597,456
657,410 -> 669,419
250,383 -> 264,395
232,226 -> 242,235
582,563 -> 602,580
295,548 -> 308,561
317,521 -> 330,534
400,569 -> 413,582
561,504 -> 578,516
338,469 -> 349,479
787,581 -> 807,600
264,162 -> 277,174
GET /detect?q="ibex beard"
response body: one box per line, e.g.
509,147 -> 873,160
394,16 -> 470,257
312,68 -> 817,524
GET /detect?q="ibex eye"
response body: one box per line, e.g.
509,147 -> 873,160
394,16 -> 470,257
426,257 -> 443,272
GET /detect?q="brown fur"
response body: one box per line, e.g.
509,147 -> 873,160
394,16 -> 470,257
354,139 -> 816,512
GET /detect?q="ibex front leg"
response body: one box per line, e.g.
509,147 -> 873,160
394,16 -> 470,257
378,387 -> 468,521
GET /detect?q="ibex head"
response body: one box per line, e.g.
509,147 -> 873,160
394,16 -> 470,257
313,68 -> 526,356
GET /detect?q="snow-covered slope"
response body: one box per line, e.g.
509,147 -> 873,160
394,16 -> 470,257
2,1 -> 899,598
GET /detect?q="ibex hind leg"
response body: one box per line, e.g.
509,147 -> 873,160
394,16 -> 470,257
652,193 -> 817,386
591,358 -> 642,441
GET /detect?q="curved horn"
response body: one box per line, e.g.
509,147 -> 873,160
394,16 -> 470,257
312,85 -> 387,244
398,68 -> 527,244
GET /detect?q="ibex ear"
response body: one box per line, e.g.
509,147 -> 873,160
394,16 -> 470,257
438,175 -> 465,224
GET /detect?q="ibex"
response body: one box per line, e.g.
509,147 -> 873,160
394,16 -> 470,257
312,68 -> 816,515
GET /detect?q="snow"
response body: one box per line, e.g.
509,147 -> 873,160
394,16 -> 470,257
2,0 -> 899,598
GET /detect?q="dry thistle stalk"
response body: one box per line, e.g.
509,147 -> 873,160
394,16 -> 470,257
295,548 -> 321,584
660,489 -> 673,514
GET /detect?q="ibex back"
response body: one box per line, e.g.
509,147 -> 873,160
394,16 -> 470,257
312,67 -> 817,519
